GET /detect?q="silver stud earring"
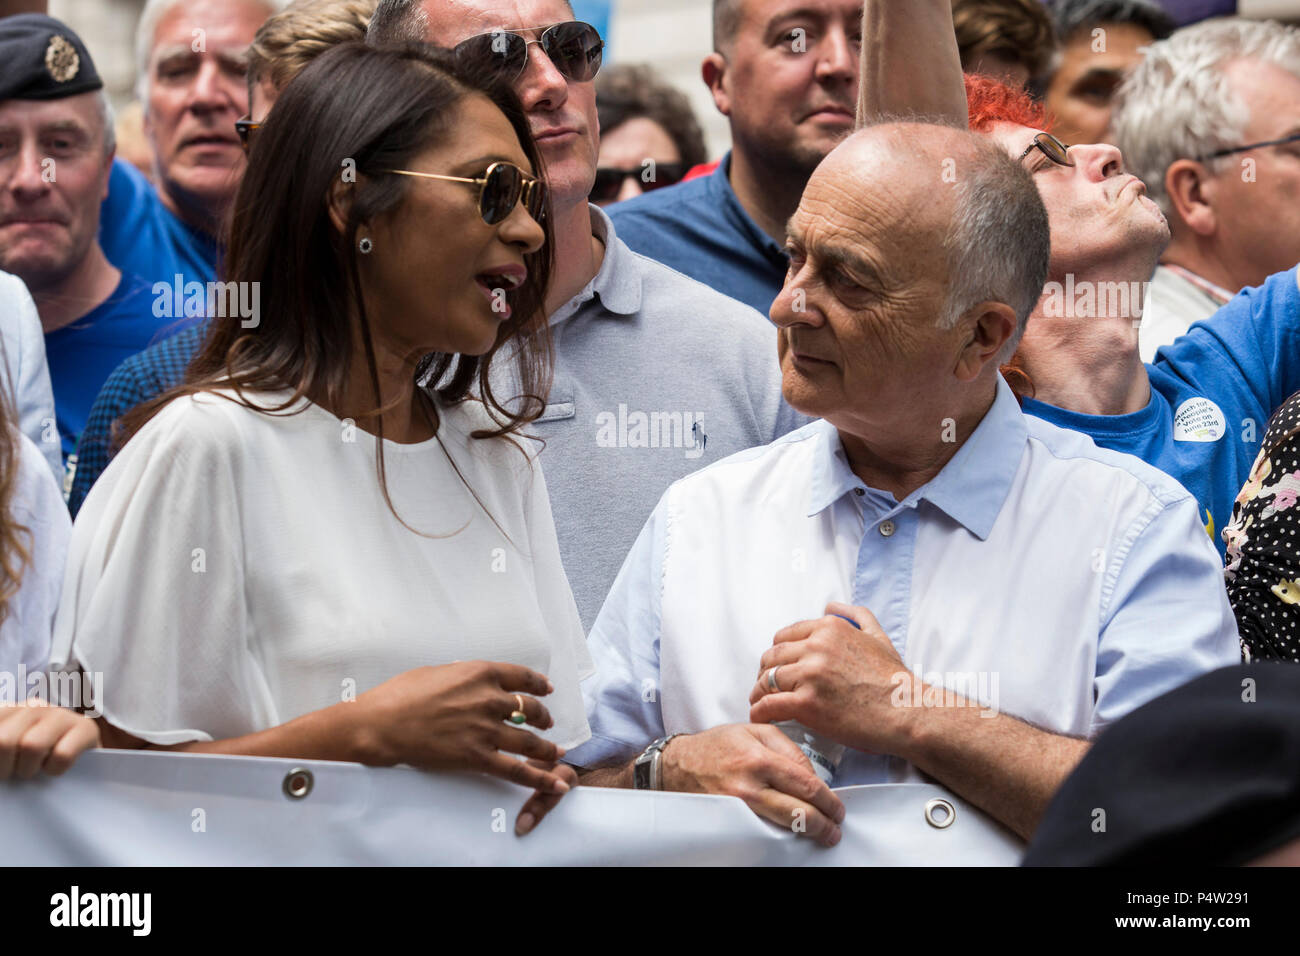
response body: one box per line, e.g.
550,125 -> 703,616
358,236 -> 373,255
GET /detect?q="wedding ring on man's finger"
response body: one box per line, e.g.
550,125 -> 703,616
767,666 -> 782,693
509,694 -> 528,725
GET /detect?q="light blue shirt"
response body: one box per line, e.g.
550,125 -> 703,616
569,375 -> 1241,783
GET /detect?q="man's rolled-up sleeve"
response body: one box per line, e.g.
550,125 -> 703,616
565,496 -> 671,769
1091,492 -> 1243,736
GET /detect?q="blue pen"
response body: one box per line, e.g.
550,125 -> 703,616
831,613 -> 861,629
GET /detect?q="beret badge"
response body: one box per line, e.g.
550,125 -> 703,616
44,35 -> 80,84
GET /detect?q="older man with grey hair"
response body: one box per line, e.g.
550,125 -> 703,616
97,0 -> 278,290
569,123 -> 1240,846
1111,17 -> 1300,360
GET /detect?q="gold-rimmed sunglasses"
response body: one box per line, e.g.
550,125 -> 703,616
386,161 -> 547,225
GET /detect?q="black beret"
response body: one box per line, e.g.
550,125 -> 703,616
0,13 -> 103,103
1023,662 -> 1300,866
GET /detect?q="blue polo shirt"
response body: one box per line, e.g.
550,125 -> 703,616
606,152 -> 789,317
44,272 -> 195,460
98,159 -> 218,290
1023,267 -> 1300,559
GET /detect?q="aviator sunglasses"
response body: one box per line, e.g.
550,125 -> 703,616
453,20 -> 604,84
386,160 -> 548,225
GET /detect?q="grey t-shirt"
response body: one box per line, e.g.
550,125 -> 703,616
493,206 -> 806,631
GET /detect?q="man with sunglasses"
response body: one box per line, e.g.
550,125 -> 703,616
367,0 -> 804,632
860,0 -> 1300,563
605,0 -> 864,317
1111,18 -> 1300,360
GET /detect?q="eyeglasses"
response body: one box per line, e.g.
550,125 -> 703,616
1196,130 -> 1300,162
1017,132 -> 1074,170
235,116 -> 261,154
386,161 -> 547,225
589,163 -> 686,203
453,20 -> 604,84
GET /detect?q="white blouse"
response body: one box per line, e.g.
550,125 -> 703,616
0,430 -> 71,682
50,389 -> 593,750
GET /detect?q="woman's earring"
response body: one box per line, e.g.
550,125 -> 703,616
358,236 -> 373,255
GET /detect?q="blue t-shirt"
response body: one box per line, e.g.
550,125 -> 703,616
606,151 -> 788,317
1023,267 -> 1300,558
98,159 -> 218,290
44,273 -> 195,459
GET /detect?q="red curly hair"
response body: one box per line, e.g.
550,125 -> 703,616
964,73 -> 1051,401
965,72 -> 1049,133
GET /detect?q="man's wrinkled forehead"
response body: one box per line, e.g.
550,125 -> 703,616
421,0 -> 575,46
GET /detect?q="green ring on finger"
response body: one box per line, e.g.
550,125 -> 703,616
509,694 -> 528,725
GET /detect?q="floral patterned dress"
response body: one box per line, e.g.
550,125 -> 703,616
1224,391 -> 1300,661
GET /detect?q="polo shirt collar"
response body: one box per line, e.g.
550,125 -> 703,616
548,204 -> 641,326
708,152 -> 788,265
805,375 -> 1028,540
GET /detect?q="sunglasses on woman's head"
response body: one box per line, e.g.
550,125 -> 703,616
589,163 -> 686,203
453,20 -> 604,84
386,161 -> 547,225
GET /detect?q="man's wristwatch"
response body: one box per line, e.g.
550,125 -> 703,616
633,733 -> 683,791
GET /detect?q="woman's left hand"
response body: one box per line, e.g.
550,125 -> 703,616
514,760 -> 579,835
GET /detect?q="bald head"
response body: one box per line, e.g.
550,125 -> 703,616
808,122 -> 1050,331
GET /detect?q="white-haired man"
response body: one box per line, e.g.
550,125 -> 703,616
1111,17 -> 1300,359
571,124 -> 1238,845
98,0 -> 276,288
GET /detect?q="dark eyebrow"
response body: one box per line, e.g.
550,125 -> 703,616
1070,67 -> 1123,86
450,154 -> 520,175
765,7 -> 830,31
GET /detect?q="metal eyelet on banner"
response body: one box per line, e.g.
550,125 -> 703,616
282,768 -> 314,800
924,797 -> 955,829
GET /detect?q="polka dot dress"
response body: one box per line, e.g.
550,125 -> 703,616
1225,390 -> 1300,662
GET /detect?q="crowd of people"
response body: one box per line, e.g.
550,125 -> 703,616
0,0 -> 1298,865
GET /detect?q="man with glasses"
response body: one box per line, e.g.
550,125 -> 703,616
367,0 -> 805,632
1110,18 -> 1300,359
604,0 -> 864,316
858,0 -> 1300,564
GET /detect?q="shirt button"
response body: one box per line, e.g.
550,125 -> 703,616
854,488 -> 865,497
879,520 -> 896,538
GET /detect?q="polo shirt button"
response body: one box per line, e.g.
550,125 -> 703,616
879,520 -> 896,537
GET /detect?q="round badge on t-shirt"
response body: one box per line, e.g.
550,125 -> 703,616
1172,397 -> 1227,442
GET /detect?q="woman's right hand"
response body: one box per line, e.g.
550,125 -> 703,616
352,662 -> 571,794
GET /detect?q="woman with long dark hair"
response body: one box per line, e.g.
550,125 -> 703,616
46,43 -> 589,832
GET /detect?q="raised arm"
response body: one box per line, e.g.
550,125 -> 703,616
857,0 -> 968,128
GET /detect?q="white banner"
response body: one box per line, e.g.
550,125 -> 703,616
2,750 -> 1024,865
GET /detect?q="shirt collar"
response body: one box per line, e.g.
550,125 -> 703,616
1161,264 -> 1234,306
708,152 -> 788,264
548,204 -> 642,326
806,375 -> 1028,541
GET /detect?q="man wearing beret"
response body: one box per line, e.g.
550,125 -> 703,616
0,14 -> 182,467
